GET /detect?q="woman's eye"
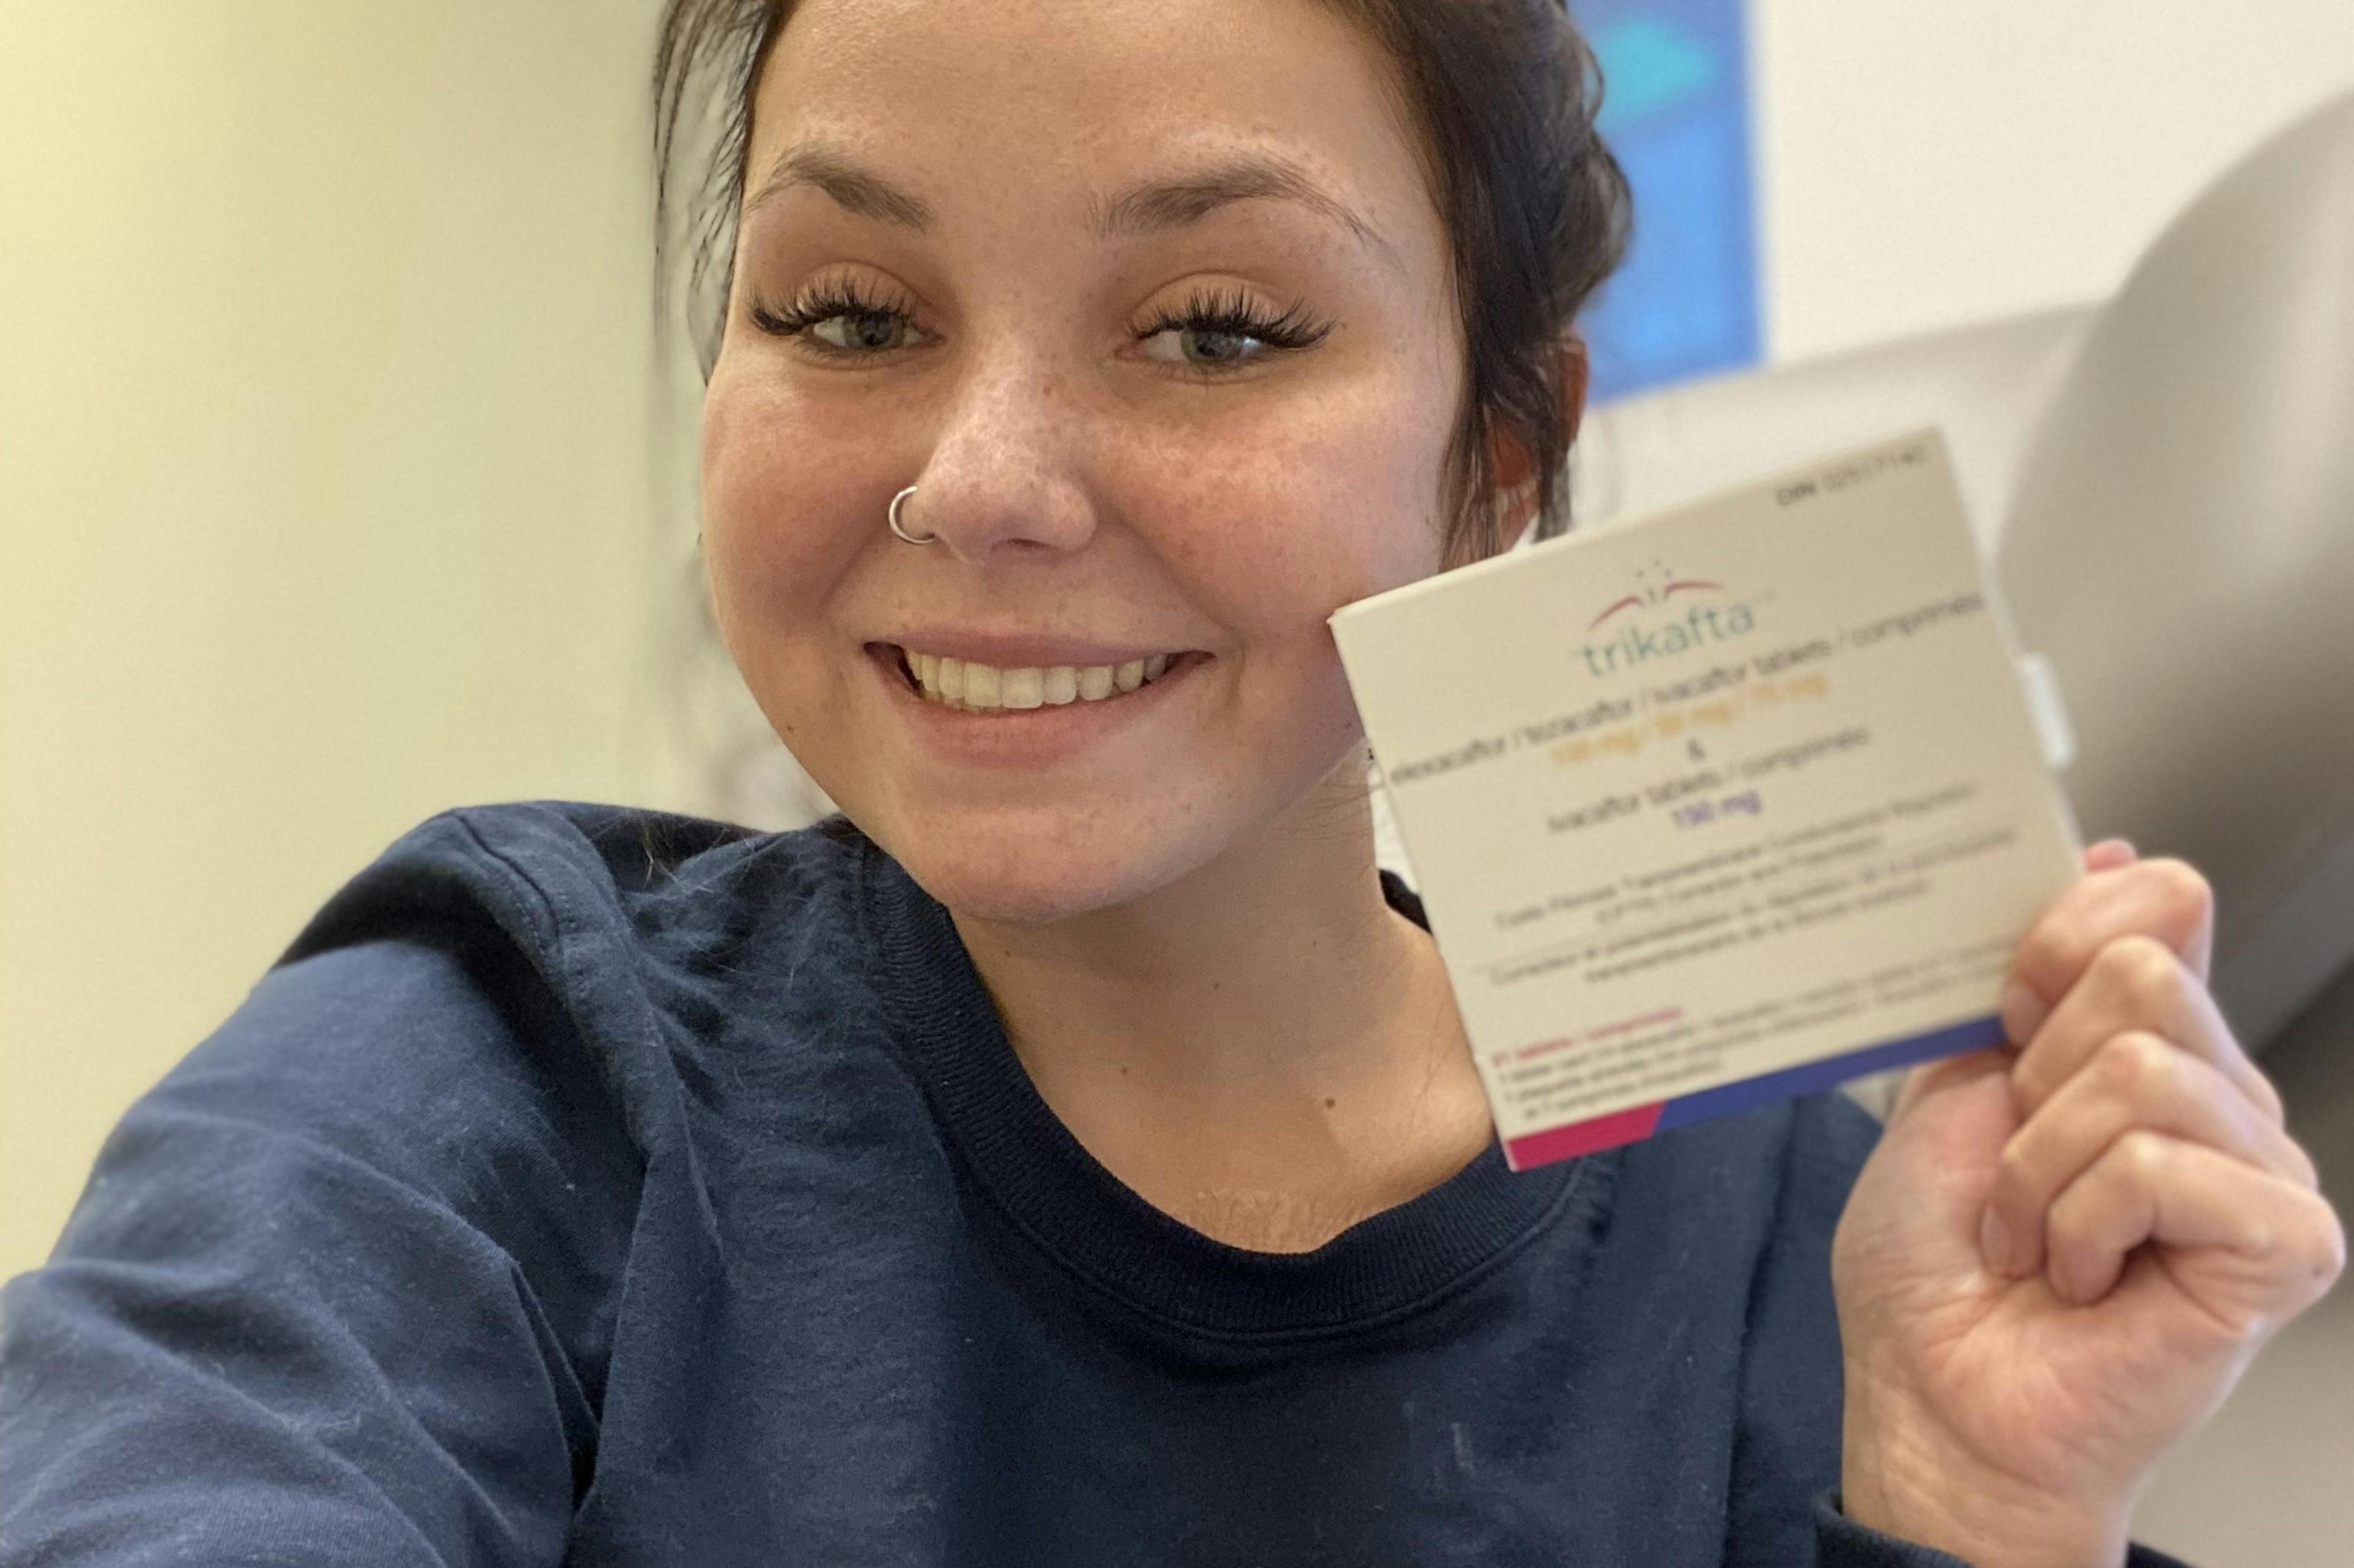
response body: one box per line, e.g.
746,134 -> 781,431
748,284 -> 923,358
1139,324 -> 1262,368
750,282 -> 1331,371
810,310 -> 912,353
1135,289 -> 1334,374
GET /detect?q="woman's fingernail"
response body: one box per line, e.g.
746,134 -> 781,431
1999,979 -> 2046,1045
1979,1206 -> 2014,1276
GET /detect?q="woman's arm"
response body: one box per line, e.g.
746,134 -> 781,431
0,925 -> 641,1566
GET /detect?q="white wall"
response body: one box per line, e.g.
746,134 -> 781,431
0,3 -> 706,1274
1754,1 -> 2354,360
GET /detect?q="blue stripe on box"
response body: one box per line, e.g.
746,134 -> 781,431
1650,1013 -> 2008,1133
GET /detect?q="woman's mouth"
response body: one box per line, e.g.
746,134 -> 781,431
881,644 -> 1196,712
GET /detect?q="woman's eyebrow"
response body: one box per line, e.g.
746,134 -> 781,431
745,143 -> 1401,271
1092,153 -> 1401,269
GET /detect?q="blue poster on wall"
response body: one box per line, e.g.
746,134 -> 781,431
1571,0 -> 1760,401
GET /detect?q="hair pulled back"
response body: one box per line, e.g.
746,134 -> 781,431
654,0 -> 1629,566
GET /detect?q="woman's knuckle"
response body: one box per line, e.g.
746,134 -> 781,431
2095,1030 -> 2173,1099
2301,1199 -> 2348,1284
2116,1128 -> 2173,1185
2044,1198 -> 2100,1265
2013,928 -> 2067,989
2085,937 -> 2138,995
1993,1136 -> 2038,1202
2251,1069 -> 2289,1127
2149,857 -> 2215,921
2107,935 -> 2183,1011
2261,1121 -> 2319,1186
2029,894 -> 2092,954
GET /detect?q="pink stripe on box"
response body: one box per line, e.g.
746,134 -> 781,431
1504,1102 -> 1663,1170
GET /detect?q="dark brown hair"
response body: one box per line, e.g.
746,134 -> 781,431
653,0 -> 1629,567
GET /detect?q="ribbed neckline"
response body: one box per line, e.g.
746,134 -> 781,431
849,827 -> 1603,1341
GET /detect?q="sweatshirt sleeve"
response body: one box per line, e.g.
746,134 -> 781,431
0,821 -> 644,1566
1813,1488 -> 2199,1567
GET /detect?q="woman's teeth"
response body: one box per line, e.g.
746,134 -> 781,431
901,647 -> 1175,711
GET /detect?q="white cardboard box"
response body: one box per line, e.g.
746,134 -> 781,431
1331,430 -> 2082,1168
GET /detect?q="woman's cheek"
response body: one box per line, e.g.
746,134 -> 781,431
1275,375 -> 1457,602
696,406 -> 848,751
1145,391 -> 1446,635
701,386 -> 863,617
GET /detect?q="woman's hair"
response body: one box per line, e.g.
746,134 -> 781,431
653,0 -> 1630,567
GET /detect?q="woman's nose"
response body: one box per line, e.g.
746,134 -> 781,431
905,344 -> 1101,563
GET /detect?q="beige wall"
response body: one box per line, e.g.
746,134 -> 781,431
0,2 -> 709,1274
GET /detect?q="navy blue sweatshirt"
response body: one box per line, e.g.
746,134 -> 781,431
0,802 -> 2193,1566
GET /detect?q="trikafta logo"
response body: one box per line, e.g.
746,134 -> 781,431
1582,559 -> 1757,675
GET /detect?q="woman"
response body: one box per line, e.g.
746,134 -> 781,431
0,1 -> 2339,1563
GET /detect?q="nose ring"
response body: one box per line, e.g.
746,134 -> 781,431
888,484 -> 937,546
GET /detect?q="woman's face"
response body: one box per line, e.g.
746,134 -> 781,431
701,0 -> 1468,923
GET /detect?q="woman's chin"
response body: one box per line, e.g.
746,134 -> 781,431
877,804 -> 1217,928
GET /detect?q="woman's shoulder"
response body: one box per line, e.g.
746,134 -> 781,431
120,801 -> 888,1210
27,802 -> 896,1312
281,798 -> 872,975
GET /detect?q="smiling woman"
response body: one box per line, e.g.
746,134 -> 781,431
0,2 -> 2328,1566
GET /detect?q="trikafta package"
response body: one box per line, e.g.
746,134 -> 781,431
1331,430 -> 2082,1168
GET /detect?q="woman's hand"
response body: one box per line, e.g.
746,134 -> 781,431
1830,842 -> 2345,1567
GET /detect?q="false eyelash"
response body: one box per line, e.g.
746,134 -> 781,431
747,279 -> 1335,363
747,278 -> 910,341
1135,286 -> 1334,352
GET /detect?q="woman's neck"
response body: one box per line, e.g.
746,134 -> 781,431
948,758 -> 1496,1252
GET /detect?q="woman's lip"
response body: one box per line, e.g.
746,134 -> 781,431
868,632 -> 1198,669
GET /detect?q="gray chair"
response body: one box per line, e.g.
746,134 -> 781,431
2002,89 -> 2354,1053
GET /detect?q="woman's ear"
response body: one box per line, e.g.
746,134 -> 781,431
1488,332 -> 1591,553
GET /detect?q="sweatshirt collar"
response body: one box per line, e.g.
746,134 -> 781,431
850,825 -> 1609,1341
